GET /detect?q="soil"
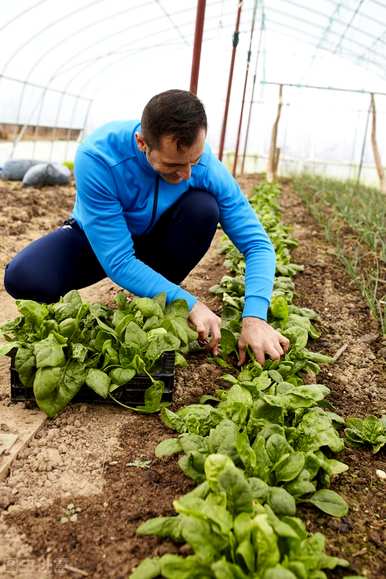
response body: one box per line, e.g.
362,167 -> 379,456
0,176 -> 384,578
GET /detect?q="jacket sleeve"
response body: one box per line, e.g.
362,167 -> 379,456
73,148 -> 197,309
202,156 -> 276,320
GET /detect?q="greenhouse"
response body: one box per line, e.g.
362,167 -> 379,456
0,1 -> 385,578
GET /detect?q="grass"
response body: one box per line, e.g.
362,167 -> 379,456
291,173 -> 386,263
291,173 -> 386,335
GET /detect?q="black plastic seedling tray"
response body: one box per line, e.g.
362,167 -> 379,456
10,350 -> 175,406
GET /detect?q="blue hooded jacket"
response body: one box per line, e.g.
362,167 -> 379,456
72,120 -> 275,319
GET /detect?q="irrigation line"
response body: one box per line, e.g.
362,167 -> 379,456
232,0 -> 258,176
218,1 -> 244,161
241,6 -> 265,175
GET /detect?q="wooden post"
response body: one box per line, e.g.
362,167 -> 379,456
370,93 -> 386,194
266,84 -> 283,182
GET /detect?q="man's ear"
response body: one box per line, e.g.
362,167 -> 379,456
135,132 -> 146,152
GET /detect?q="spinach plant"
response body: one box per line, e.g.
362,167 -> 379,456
0,290 -> 197,417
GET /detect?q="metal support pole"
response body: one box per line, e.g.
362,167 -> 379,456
232,0 -> 258,176
241,8 -> 264,175
357,96 -> 372,186
262,80 -> 386,97
190,0 -> 206,95
218,1 -> 243,162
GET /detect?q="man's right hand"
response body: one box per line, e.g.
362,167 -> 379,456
188,301 -> 221,356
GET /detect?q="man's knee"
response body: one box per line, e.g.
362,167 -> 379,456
4,260 -> 23,299
4,256 -> 60,303
180,189 -> 219,228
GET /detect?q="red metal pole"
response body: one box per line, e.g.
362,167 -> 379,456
218,1 -> 243,161
232,0 -> 258,176
190,0 -> 207,95
241,9 -> 265,175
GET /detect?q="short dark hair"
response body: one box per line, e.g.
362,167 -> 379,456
141,89 -> 207,151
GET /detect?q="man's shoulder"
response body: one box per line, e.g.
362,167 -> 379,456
79,120 -> 140,166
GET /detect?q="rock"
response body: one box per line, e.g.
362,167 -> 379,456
0,489 -> 14,509
339,375 -> 349,386
6,504 -> 22,514
376,469 -> 386,480
359,333 -> 379,344
377,347 -> 386,359
45,447 -> 61,466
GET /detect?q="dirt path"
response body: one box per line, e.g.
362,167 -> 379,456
0,177 -> 385,578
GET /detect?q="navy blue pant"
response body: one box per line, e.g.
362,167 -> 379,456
4,188 -> 219,303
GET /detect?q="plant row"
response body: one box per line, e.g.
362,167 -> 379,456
291,173 -> 386,334
129,182 -> 364,579
291,173 -> 386,262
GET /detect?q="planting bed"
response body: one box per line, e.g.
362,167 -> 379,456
0,176 -> 384,578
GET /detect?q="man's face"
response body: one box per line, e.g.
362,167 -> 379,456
135,129 -> 206,184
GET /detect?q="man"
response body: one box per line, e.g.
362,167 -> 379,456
4,89 -> 289,364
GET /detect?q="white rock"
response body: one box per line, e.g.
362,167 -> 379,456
376,469 -> 386,480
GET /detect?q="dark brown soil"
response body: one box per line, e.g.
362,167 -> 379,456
1,176 -> 385,579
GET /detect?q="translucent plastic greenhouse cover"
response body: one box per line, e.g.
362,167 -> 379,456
1,0 -> 386,183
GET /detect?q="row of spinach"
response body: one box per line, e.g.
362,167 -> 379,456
130,182 -> 364,579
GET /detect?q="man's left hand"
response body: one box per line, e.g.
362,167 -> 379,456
238,317 -> 290,366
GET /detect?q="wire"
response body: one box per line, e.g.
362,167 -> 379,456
154,0 -> 190,46
298,1 -> 345,83
0,0 -> 49,35
266,4 -> 384,60
272,0 -> 379,48
332,0 -> 366,54
1,0 -> 107,75
19,0 -> 154,84
265,17 -> 386,81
